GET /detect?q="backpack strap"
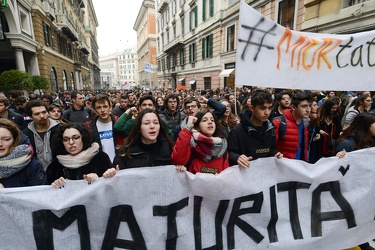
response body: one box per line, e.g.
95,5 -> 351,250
275,116 -> 286,141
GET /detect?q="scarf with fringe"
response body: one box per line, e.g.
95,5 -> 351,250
0,144 -> 33,179
57,142 -> 99,169
190,129 -> 227,162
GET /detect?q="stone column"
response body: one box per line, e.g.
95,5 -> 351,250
30,53 -> 40,76
79,72 -> 83,90
14,48 -> 26,71
75,71 -> 80,90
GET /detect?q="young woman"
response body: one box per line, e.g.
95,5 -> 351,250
313,97 -> 342,161
155,97 -> 165,114
336,113 -> 375,154
47,124 -> 116,188
47,104 -> 69,124
335,112 -> 375,250
113,109 -> 174,169
0,119 -> 47,188
172,110 -> 229,174
218,99 -> 240,138
343,94 -> 372,129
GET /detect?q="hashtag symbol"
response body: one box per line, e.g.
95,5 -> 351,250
239,17 -> 277,61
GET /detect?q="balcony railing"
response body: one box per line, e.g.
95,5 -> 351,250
79,40 -> 90,55
43,1 -> 56,20
56,14 -> 78,42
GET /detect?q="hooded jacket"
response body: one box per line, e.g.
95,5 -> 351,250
228,109 -> 277,166
22,118 -> 60,170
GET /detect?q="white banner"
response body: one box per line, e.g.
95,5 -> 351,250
1,148 -> 375,249
236,1 -> 375,91
144,62 -> 155,73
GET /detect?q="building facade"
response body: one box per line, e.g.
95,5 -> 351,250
0,0 -> 100,91
154,0 -> 306,90
134,0 -> 158,90
99,47 -> 138,90
302,0 -> 375,33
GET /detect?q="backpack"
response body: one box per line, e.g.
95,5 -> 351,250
274,116 -> 286,141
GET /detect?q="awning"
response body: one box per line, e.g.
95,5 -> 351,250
176,85 -> 186,91
178,78 -> 185,82
189,80 -> 196,84
219,69 -> 235,77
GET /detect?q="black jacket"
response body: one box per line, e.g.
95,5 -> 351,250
84,115 -> 118,150
7,109 -> 26,129
113,139 -> 172,169
228,109 -> 277,166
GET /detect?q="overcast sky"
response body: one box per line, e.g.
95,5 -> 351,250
92,0 -> 143,56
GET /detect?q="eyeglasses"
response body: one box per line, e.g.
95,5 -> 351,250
62,135 -> 81,144
281,97 -> 291,101
185,105 -> 197,109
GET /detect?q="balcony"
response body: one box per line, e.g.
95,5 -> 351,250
158,0 -> 168,13
43,1 -> 56,20
56,14 -> 78,42
79,40 -> 90,55
164,35 -> 184,53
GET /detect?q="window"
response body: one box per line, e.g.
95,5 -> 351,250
203,0 -> 214,21
166,56 -> 170,69
173,24 -> 176,38
181,16 -> 185,35
204,77 -> 211,90
180,47 -> 185,65
50,27 -> 55,49
44,22 -> 50,46
347,0 -> 368,6
189,42 -> 196,63
189,6 -> 198,31
277,0 -> 295,29
202,34 -> 213,60
227,25 -> 235,52
172,52 -> 177,67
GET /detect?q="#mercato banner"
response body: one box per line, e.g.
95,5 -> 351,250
0,148 -> 375,249
236,1 -> 375,91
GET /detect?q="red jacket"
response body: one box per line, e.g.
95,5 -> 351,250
171,128 -> 229,174
273,109 -> 309,161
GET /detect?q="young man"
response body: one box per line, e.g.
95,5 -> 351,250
63,90 -> 93,123
0,96 -> 25,129
269,91 -> 292,121
158,93 -> 187,134
228,90 -> 282,167
22,100 -> 60,170
173,96 -> 226,140
114,95 -> 172,137
273,91 -> 313,161
85,95 -> 117,162
112,94 -> 129,117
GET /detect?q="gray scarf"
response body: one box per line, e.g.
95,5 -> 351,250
0,145 -> 32,179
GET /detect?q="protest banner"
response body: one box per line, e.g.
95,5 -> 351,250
235,1 -> 375,91
0,148 -> 374,249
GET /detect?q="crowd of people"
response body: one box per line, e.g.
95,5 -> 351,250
0,86 -> 374,248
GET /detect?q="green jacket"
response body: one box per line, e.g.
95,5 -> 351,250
114,113 -> 173,138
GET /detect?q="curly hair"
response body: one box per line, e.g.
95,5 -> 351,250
118,109 -> 174,157
51,123 -> 93,155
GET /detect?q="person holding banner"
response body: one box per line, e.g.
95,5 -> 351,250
227,89 -> 283,168
172,110 -> 229,174
47,124 -> 117,188
0,119 -> 47,188
335,112 -> 375,250
273,91 -> 313,161
113,109 -> 174,169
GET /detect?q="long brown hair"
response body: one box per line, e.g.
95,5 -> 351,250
336,112 -> 375,150
118,109 -> 174,157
